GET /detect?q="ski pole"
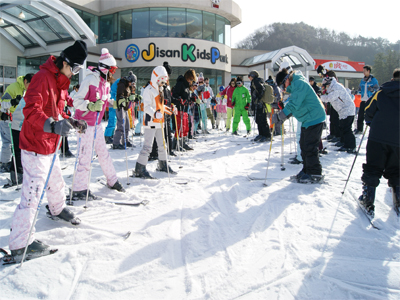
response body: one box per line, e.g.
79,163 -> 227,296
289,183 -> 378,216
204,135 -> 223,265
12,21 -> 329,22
85,112 -> 100,209
288,117 -> 292,154
161,122 -> 170,183
68,132 -> 81,206
20,136 -> 62,267
263,123 -> 275,187
341,126 -> 368,195
123,116 -> 130,185
8,123 -> 19,189
281,122 -> 285,171
174,113 -> 182,168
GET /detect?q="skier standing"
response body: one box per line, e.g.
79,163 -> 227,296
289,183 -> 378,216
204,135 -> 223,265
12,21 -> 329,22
273,68 -> 326,183
231,77 -> 251,135
320,77 -> 356,153
8,41 -> 88,256
358,68 -> 400,217
220,78 -> 236,132
134,66 -> 175,178
72,48 -> 125,200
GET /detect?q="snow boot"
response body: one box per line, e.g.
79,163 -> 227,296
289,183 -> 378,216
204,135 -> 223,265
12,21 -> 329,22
134,162 -> 154,179
108,180 -> 126,193
157,161 -> 177,174
289,158 -> 303,165
358,184 -> 376,218
69,189 -> 102,201
11,240 -> 49,257
232,131 -> 239,136
247,130 -> 251,135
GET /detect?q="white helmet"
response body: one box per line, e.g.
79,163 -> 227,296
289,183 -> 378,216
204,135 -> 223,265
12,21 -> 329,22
151,66 -> 169,88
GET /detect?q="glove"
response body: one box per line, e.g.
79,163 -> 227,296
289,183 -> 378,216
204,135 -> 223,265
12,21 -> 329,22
43,117 -> 73,136
129,95 -> 135,102
67,117 -> 88,134
11,95 -> 22,107
117,98 -> 127,109
271,110 -> 288,125
1,101 -> 12,110
87,100 -> 104,112
154,110 -> 163,119
244,103 -> 250,110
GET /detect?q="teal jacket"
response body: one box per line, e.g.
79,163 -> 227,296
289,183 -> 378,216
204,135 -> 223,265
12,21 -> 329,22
282,71 -> 326,128
232,86 -> 251,109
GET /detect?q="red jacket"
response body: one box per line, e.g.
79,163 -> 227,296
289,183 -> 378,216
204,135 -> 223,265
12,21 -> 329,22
20,56 -> 70,155
220,85 -> 236,108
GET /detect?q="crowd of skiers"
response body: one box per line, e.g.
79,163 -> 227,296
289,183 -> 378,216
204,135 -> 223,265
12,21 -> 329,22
0,39 -> 398,258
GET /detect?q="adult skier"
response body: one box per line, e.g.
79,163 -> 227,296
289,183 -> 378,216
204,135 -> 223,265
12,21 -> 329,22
231,76 -> 251,135
358,68 -> 400,217
134,66 -> 175,178
72,48 -> 125,200
273,68 -> 326,183
320,77 -> 356,153
220,78 -> 236,132
8,41 -> 88,256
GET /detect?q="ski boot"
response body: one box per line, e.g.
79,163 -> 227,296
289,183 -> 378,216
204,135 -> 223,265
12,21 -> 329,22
252,135 -> 262,142
112,144 -> 125,150
290,170 -> 306,182
107,180 -> 126,193
105,136 -> 113,144
46,205 -> 81,225
11,240 -> 50,257
134,162 -> 154,179
232,131 -> 239,136
69,189 -> 102,201
298,174 -> 324,184
157,161 -> 177,174
358,184 -> 376,218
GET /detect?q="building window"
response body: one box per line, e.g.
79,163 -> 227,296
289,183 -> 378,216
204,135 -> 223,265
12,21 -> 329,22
216,15 -> 225,44
203,12 -> 215,41
99,14 -> 114,43
4,66 -> 16,79
186,9 -> 202,39
119,10 -> 132,40
167,8 -> 186,38
132,8 -> 149,38
0,66 -> 3,78
150,8 -> 168,37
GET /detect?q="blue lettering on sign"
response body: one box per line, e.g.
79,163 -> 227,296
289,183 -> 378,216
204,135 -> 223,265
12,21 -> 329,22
125,44 -> 140,63
211,47 -> 220,64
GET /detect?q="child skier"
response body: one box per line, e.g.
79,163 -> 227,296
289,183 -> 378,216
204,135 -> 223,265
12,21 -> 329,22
231,77 -> 251,135
215,85 -> 227,130
72,48 -> 125,200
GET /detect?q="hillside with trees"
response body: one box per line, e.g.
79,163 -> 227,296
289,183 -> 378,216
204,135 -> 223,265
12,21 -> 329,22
236,22 -> 400,84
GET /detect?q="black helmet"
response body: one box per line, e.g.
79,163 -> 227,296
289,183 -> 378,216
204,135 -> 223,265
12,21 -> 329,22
248,70 -> 259,79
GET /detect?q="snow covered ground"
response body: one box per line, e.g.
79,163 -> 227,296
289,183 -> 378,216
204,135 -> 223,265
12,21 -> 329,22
1,118 -> 399,300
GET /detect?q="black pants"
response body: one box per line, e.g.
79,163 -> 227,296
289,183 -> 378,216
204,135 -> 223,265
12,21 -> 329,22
11,129 -> 23,174
357,101 -> 367,131
300,122 -> 323,175
329,106 -> 340,137
362,140 -> 400,188
339,116 -> 356,148
60,136 -> 70,154
255,104 -> 271,138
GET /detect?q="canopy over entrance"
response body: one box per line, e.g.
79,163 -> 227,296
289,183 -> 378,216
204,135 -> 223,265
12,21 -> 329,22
0,0 -> 96,56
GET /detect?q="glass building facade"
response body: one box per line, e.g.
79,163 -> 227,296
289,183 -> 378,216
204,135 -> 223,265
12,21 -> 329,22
73,7 -> 231,46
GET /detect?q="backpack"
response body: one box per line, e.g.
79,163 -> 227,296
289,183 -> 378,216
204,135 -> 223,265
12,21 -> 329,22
252,81 -> 274,104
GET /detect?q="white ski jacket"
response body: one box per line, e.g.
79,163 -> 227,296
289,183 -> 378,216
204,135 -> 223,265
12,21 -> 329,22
321,78 -> 355,120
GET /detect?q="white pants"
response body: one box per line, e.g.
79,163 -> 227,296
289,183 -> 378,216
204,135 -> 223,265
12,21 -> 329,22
9,149 -> 66,250
137,127 -> 167,165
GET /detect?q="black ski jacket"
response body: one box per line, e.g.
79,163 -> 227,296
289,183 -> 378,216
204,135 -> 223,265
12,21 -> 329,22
365,80 -> 400,147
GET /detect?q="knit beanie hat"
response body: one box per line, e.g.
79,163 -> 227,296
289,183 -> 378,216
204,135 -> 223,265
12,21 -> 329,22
163,61 -> 172,75
99,48 -> 117,75
62,40 -> 87,65
125,71 -> 137,83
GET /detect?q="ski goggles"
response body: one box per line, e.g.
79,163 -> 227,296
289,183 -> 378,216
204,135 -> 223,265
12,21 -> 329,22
63,56 -> 84,75
99,62 -> 118,74
279,74 -> 290,90
236,81 -> 243,85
